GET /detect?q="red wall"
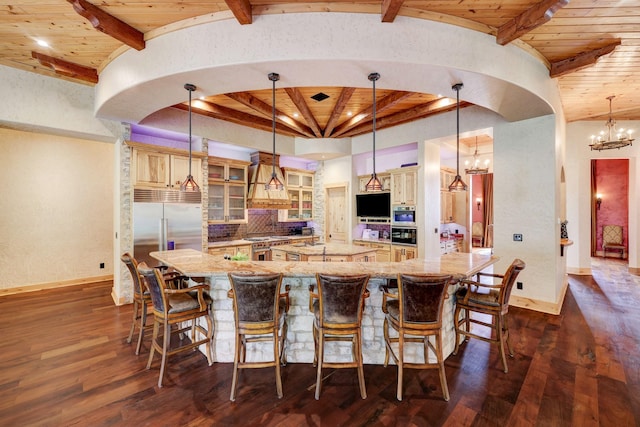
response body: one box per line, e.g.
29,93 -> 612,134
595,159 -> 629,252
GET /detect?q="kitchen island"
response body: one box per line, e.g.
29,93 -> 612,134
271,242 -> 377,262
150,249 -> 498,365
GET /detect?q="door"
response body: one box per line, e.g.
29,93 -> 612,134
325,184 -> 348,243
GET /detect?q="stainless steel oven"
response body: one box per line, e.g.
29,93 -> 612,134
392,205 -> 416,226
391,227 -> 417,245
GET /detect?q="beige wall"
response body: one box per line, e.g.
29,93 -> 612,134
0,127 -> 114,292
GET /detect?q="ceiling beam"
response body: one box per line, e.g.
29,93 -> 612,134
331,91 -> 414,137
550,41 -> 621,78
175,102 -> 305,138
340,98 -> 467,138
381,0 -> 405,22
224,92 -> 315,137
496,0 -> 568,46
31,51 -> 98,83
323,87 -> 356,137
67,0 -> 145,50
284,88 -> 323,137
224,0 -> 252,25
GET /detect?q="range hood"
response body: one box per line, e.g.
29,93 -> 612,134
247,151 -> 292,209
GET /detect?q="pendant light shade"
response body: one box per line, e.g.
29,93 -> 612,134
180,83 -> 200,193
448,83 -> 468,192
365,72 -> 383,192
265,72 -> 285,191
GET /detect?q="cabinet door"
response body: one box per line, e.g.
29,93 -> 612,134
208,183 -> 226,222
133,150 -> 170,188
170,156 -> 202,189
227,183 -> 247,222
391,172 -> 405,205
440,192 -> 453,223
403,171 -> 417,205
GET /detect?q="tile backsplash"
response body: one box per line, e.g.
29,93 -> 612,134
208,209 -> 308,241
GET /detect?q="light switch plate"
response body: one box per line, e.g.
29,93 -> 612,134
513,234 -> 523,242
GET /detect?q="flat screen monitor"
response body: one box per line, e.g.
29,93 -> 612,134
356,193 -> 391,217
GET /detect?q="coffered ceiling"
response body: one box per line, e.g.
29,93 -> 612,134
2,0 -> 639,148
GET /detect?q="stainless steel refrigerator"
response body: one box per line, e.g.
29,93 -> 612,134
133,202 -> 202,266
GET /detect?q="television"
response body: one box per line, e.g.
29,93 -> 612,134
356,193 -> 391,218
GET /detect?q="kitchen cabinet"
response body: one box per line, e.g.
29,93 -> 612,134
440,191 -> 454,223
208,157 -> 250,224
391,245 -> 417,262
208,243 -> 251,257
132,147 -> 202,190
390,166 -> 418,205
353,240 -> 391,262
357,172 -> 391,193
278,168 -> 314,222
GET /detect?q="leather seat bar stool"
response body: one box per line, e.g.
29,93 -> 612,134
137,262 -> 214,387
227,272 -> 289,401
309,273 -> 370,400
453,258 -> 526,373
381,273 -> 454,401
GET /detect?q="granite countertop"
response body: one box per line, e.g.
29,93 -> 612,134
272,242 -> 377,256
151,249 -> 499,280
352,238 -> 392,244
208,235 -> 314,248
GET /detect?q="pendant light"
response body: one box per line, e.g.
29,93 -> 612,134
180,83 -> 200,192
448,83 -> 468,192
365,72 -> 383,192
265,72 -> 285,191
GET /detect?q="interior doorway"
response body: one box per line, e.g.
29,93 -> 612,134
325,183 -> 348,243
470,173 -> 494,251
591,159 -> 629,259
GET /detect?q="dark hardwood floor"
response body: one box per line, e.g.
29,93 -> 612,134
1,257 -> 639,426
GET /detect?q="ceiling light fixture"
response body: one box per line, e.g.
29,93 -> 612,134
465,136 -> 490,175
589,95 -> 634,151
180,83 -> 200,192
265,72 -> 285,191
365,72 -> 383,192
449,83 -> 468,192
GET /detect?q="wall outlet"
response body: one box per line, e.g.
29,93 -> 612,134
100,262 -> 105,269
517,281 -> 523,290
513,233 -> 523,242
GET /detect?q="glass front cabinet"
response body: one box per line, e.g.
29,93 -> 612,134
207,158 -> 250,224
279,168 -> 315,222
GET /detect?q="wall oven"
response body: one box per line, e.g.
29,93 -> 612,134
391,227 -> 417,246
392,206 -> 416,226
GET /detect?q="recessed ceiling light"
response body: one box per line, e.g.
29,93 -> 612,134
293,112 -> 299,118
199,96 -> 205,100
36,39 -> 49,48
347,111 -> 353,116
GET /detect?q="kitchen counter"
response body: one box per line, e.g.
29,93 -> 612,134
207,235 -> 314,248
151,249 -> 498,365
272,242 -> 377,262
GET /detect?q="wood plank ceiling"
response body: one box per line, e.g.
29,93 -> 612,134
2,0 -> 639,144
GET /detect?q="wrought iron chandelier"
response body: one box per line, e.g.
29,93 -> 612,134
265,72 -> 285,191
365,72 -> 383,192
448,83 -> 468,192
180,83 -> 200,192
465,136 -> 489,175
589,95 -> 634,151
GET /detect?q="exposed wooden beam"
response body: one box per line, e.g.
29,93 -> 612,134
31,51 -> 98,83
331,91 -> 413,137
67,0 -> 145,50
323,87 -> 356,137
381,0 -> 405,23
340,98 -> 466,138
284,88 -> 323,137
550,41 -> 621,78
173,102 -> 305,138
224,0 -> 252,25
496,0 -> 568,46
224,92 -> 315,138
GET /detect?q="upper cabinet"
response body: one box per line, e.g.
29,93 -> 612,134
130,143 -> 204,190
390,166 -> 418,206
279,168 -> 314,222
357,172 -> 391,193
208,157 -> 250,224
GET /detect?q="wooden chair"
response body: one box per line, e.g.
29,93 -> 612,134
120,253 -> 186,355
227,273 -> 289,401
603,225 -> 626,259
471,222 -> 484,247
381,273 -> 454,401
309,273 -> 370,400
137,262 -> 214,388
453,259 -> 526,373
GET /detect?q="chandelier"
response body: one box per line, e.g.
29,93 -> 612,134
589,96 -> 634,151
365,72 -> 383,192
265,72 -> 285,191
448,83 -> 467,192
465,136 -> 489,175
180,83 -> 200,192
